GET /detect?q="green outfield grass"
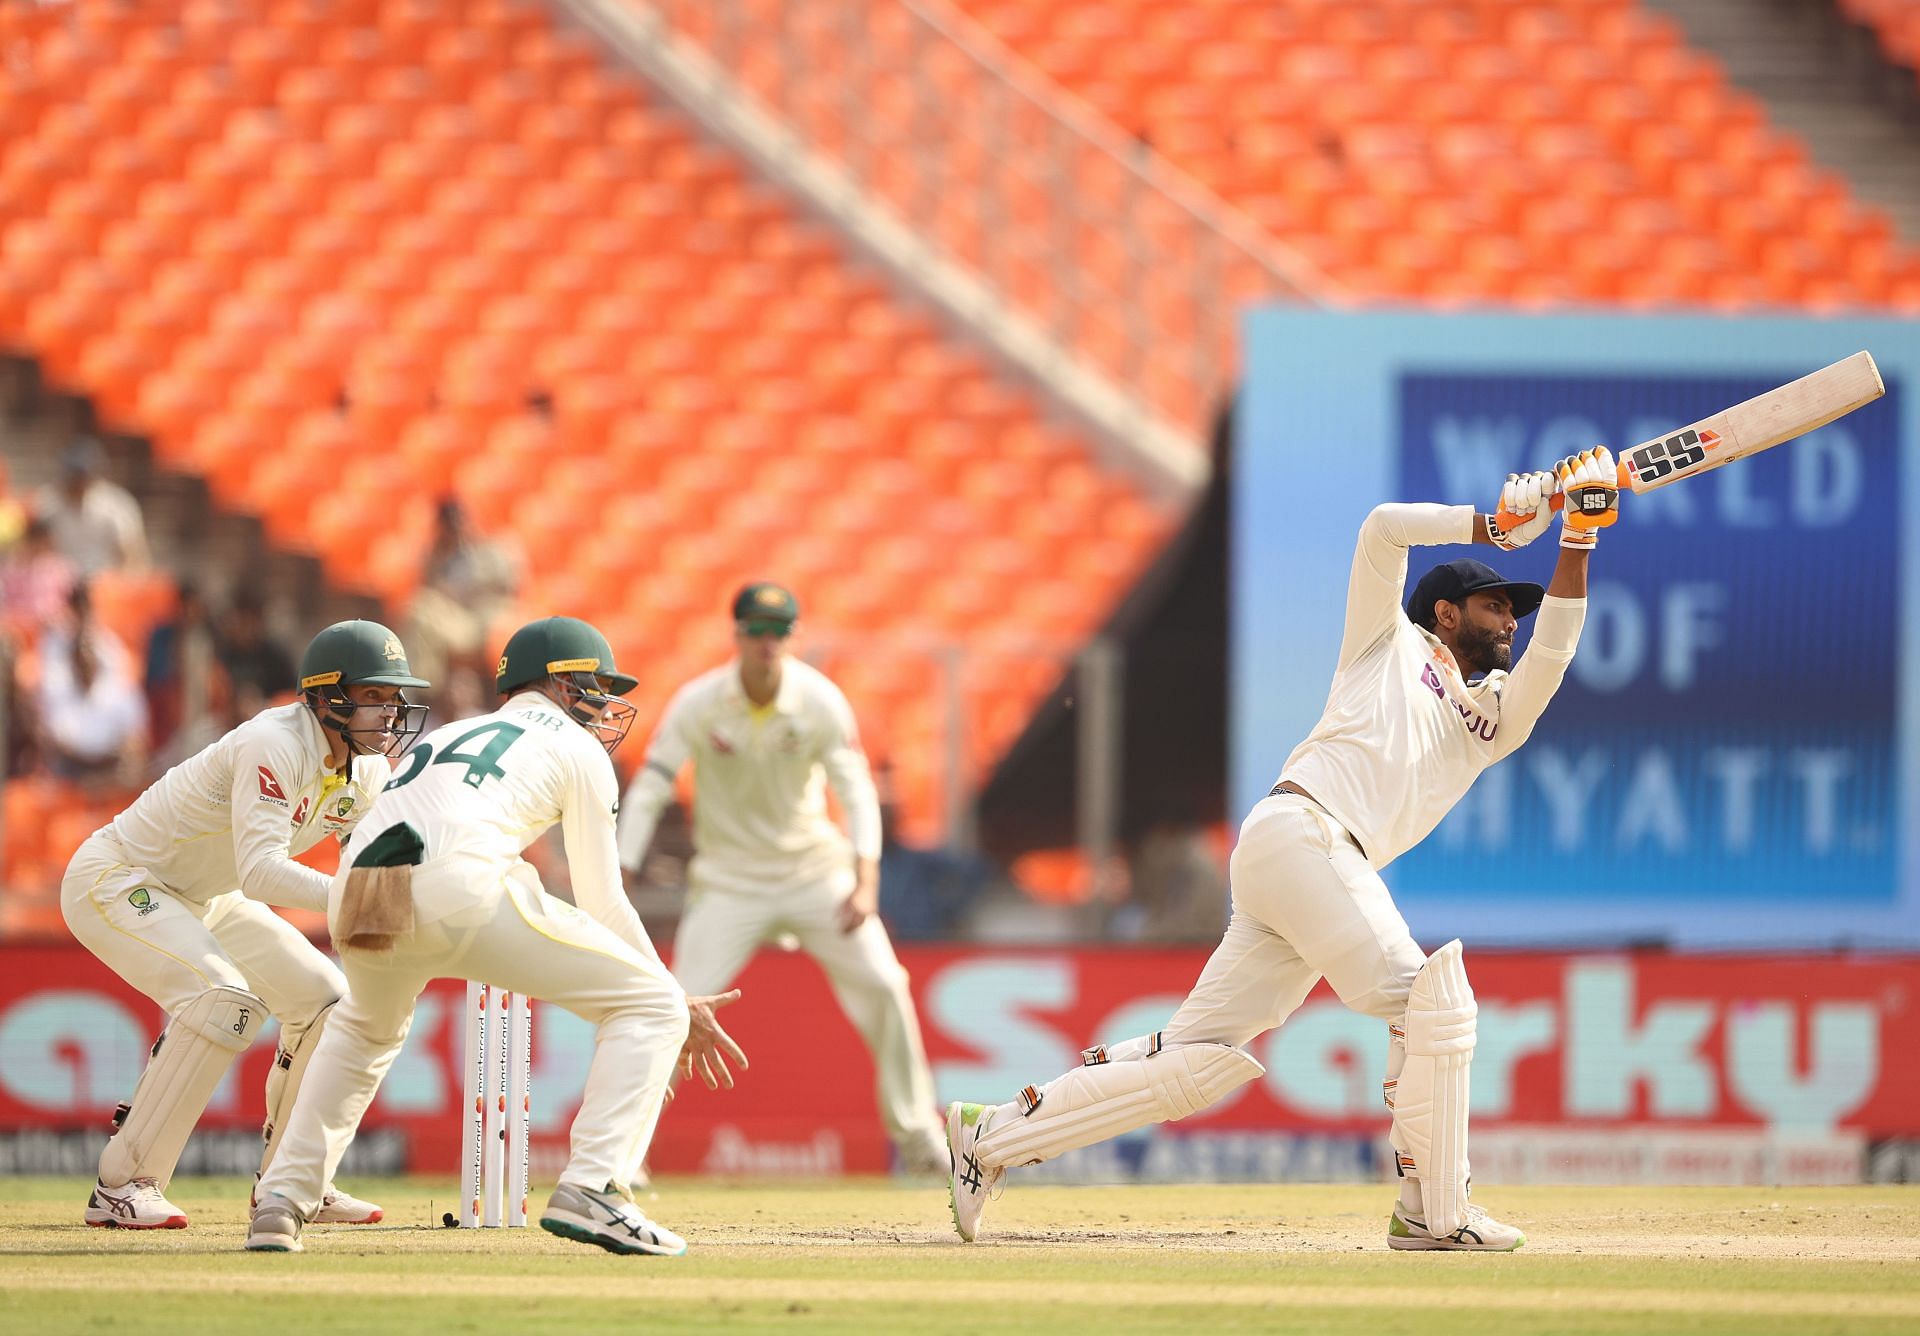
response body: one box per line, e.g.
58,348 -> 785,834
2,1177 -> 1915,1335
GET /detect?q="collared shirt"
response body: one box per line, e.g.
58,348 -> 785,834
104,703 -> 388,911
617,658 -> 881,893
1276,503 -> 1586,871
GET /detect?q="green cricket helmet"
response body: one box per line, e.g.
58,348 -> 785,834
298,620 -> 430,757
495,616 -> 639,753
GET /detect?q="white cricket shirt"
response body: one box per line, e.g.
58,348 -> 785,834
342,690 -> 655,959
616,658 -> 881,894
1277,503 -> 1586,870
104,702 -> 388,911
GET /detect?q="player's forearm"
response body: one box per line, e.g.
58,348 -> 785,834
615,765 -> 674,873
827,757 -> 883,863
238,855 -> 331,912
1545,543 -> 1588,600
1493,594 -> 1586,758
571,832 -> 664,964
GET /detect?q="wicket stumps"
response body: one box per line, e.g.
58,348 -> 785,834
460,981 -> 532,1228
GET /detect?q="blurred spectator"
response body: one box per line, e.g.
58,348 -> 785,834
216,587 -> 295,706
420,660 -> 489,735
143,578 -> 223,758
36,581 -> 148,785
34,438 -> 149,576
406,495 -> 521,687
874,763 -> 994,940
0,513 -> 76,636
0,458 -> 27,553
1114,816 -> 1229,943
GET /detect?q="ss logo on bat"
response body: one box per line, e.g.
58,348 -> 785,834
1627,428 -> 1709,484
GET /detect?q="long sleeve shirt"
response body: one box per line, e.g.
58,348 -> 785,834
106,703 -> 388,911
1277,503 -> 1586,870
617,659 -> 880,894
340,691 -> 658,962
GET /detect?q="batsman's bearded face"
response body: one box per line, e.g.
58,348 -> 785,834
1451,592 -> 1517,676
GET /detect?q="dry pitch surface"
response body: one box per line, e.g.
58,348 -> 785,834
2,1177 -> 1915,1334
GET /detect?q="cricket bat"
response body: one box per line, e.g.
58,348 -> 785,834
1542,350 -> 1884,512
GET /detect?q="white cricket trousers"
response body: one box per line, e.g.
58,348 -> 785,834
673,868 -> 941,1150
1166,792 -> 1427,1045
255,857 -> 687,1216
59,829 -> 342,1046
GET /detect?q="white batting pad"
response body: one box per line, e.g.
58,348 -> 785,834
100,986 -> 263,1190
974,1039 -> 1263,1170
1390,939 -> 1477,1235
258,999 -> 335,1179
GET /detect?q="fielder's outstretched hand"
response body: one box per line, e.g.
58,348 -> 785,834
681,989 -> 750,1090
1556,447 -> 1619,549
1489,470 -> 1555,549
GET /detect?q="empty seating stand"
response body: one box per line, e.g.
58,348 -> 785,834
0,0 -> 1177,865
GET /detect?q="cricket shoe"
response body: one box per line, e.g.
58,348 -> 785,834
946,1101 -> 1003,1243
84,1177 -> 188,1229
1387,1203 -> 1526,1252
313,1185 -> 384,1224
244,1194 -> 305,1253
250,1175 -> 383,1224
539,1182 -> 687,1257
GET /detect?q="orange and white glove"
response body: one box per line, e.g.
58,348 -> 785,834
1488,470 -> 1555,550
1556,447 -> 1619,550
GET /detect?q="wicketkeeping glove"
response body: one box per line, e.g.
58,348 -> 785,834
1556,447 -> 1619,549
1488,470 -> 1554,550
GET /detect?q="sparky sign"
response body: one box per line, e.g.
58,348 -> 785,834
0,946 -> 1911,1177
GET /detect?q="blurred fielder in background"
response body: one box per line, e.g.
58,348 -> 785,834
247,617 -> 747,1256
948,451 -> 1622,1251
60,620 -> 427,1230
619,583 -> 947,1174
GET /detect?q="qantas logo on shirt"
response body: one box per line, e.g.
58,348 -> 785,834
257,767 -> 289,804
291,796 -> 310,825
709,730 -> 736,756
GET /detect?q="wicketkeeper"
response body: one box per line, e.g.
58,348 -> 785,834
61,620 -> 427,1230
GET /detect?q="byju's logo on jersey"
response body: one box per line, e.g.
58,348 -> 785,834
128,888 -> 158,917
257,766 -> 289,804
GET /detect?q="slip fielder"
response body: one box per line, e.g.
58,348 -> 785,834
247,617 -> 747,1256
948,450 -> 1621,1249
617,583 -> 947,1173
60,620 -> 427,1229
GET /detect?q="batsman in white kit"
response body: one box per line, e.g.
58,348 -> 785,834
949,450 -> 1625,1250
247,617 -> 748,1256
618,583 -> 947,1173
60,619 -> 427,1230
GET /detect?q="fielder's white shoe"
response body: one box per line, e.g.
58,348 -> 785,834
946,1101 -> 1003,1243
251,1175 -> 383,1224
312,1185 -> 383,1224
84,1177 -> 187,1229
244,1194 -> 305,1253
539,1182 -> 687,1257
1388,1203 -> 1526,1252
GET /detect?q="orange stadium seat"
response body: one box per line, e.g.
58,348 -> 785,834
0,0 -> 1185,862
